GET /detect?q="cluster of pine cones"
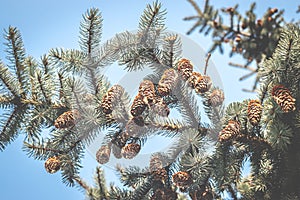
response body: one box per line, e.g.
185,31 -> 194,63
218,84 -> 296,142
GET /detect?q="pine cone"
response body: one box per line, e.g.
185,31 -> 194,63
131,116 -> 145,126
151,188 -> 177,200
149,154 -> 164,172
189,186 -> 213,200
157,68 -> 179,96
138,80 -> 156,105
209,88 -> 225,106
45,156 -> 61,174
188,72 -> 202,88
153,168 -> 168,183
151,97 -> 170,117
125,117 -> 144,138
172,171 -> 192,188
121,143 -> 141,159
177,58 -> 193,80
218,120 -> 241,142
100,85 -> 124,114
247,100 -> 263,125
130,94 -> 147,117
54,109 -> 81,129
272,85 -> 296,113
112,133 -> 128,151
112,144 -> 122,159
96,145 -> 111,164
195,75 -> 212,94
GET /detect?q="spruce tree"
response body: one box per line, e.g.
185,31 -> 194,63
0,1 -> 299,200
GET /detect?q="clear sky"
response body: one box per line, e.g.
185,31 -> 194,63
0,1 -> 299,200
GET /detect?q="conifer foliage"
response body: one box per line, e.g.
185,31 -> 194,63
184,0 -> 286,91
0,1 -> 300,200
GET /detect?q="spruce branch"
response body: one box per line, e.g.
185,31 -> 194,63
0,94 -> 14,109
174,83 -> 201,128
4,26 -> 29,97
37,71 -> 52,104
95,167 -> 109,199
23,140 -> 63,160
74,176 -> 92,191
185,0 -> 285,91
138,0 -> 166,39
0,105 -> 28,151
0,61 -> 21,97
79,8 -> 103,54
161,34 -> 182,68
49,48 -> 85,73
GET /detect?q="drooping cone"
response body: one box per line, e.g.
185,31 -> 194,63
130,94 -> 147,117
54,109 -> 81,129
150,154 -> 167,182
172,171 -> 192,188
247,100 -> 263,125
188,72 -> 202,88
151,97 -> 170,117
218,120 -> 241,142
153,168 -> 168,183
271,85 -> 296,113
209,88 -> 225,106
111,144 -> 122,159
189,185 -> 213,200
125,117 -> 144,138
120,132 -> 130,146
45,156 -> 61,174
121,143 -> 141,159
96,145 -> 111,164
151,188 -> 177,200
157,68 -> 179,96
177,58 -> 194,80
149,154 -> 163,171
195,75 -> 212,94
100,85 -> 124,114
138,80 -> 156,105
131,115 -> 145,126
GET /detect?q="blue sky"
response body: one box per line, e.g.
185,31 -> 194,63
0,0 -> 299,200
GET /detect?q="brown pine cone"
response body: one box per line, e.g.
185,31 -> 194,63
209,88 -> 225,106
45,156 -> 61,174
194,75 -> 212,94
271,85 -> 296,113
100,85 -> 124,114
54,109 -> 81,129
111,144 -> 122,159
172,171 -> 192,188
218,120 -> 241,142
151,97 -> 170,117
149,154 -> 164,172
188,72 -> 202,88
153,168 -> 168,183
151,188 -> 177,200
247,100 -> 263,125
157,68 -> 179,96
130,94 -> 147,117
177,58 -> 194,80
121,143 -> 141,159
96,145 -> 111,164
138,80 -> 156,105
125,117 -> 144,138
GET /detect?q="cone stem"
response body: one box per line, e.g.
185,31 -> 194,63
204,53 -> 211,75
